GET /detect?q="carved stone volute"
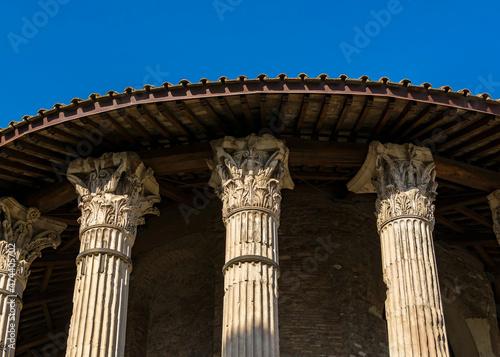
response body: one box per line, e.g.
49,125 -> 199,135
67,152 -> 161,238
0,197 -> 65,284
207,134 -> 294,220
348,141 -> 437,230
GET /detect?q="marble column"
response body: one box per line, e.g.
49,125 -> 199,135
347,141 -> 449,357
65,152 -> 160,357
487,190 -> 500,244
208,134 -> 294,357
0,197 -> 65,356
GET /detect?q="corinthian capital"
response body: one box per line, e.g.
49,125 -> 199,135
348,142 -> 437,230
207,134 -> 294,219
488,190 -> 500,244
67,152 -> 160,235
0,197 -> 66,284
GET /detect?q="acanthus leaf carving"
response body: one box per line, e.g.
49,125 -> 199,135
208,134 -> 294,220
347,142 -> 437,230
67,152 -> 161,238
0,197 -> 65,284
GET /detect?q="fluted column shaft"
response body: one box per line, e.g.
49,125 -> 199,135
348,142 -> 449,357
223,210 -> 279,356
379,201 -> 447,356
208,134 -> 294,357
0,197 -> 64,356
66,152 -> 160,357
66,226 -> 133,357
0,247 -> 24,357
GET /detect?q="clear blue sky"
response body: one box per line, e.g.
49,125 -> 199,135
1,0 -> 499,128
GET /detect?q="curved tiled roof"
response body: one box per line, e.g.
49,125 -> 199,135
3,73 -> 500,145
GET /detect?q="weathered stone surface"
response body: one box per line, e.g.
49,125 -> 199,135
66,152 -> 160,357
0,197 -> 65,356
348,141 -> 449,357
123,191 -> 499,357
125,191 -> 390,356
488,189 -> 500,244
436,243 -> 500,356
208,134 -> 293,357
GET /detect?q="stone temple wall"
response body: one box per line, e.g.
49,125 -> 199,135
124,190 -> 500,357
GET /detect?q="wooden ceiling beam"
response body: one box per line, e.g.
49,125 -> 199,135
405,107 -> 460,142
13,140 -> 67,164
294,94 -> 310,137
138,106 -> 175,142
349,96 -> 373,142
436,194 -> 487,212
155,103 -> 193,139
29,133 -> 78,156
313,94 -> 331,139
0,147 -> 54,172
455,206 -> 493,229
330,95 -> 352,140
81,116 -> 126,147
46,127 -> 81,146
388,100 -> 415,136
199,98 -> 233,135
450,124 -> 500,157
473,244 -> 496,268
0,156 -> 49,178
398,104 -> 437,139
239,95 -> 255,132
99,113 -> 143,148
7,140 -> 500,215
121,110 -> 155,144
260,94 -> 267,130
216,96 -> 245,134
435,214 -> 466,234
157,179 -> 193,206
140,142 -> 212,176
177,101 -> 214,138
291,171 -> 352,181
22,180 -> 77,214
448,239 -> 499,247
61,121 -> 115,152
460,137 -> 500,161
0,171 -> 38,186
275,93 -> 289,136
56,234 -> 80,254
371,97 -> 395,139
438,115 -> 497,153
434,155 -> 500,192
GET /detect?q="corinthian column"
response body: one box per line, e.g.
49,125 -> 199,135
208,134 -> 294,357
65,152 -> 160,357
488,190 -> 500,244
0,197 -> 65,356
348,142 -> 449,357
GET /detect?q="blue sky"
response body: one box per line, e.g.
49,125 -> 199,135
1,0 -> 499,128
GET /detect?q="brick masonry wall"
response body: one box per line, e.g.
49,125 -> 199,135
124,189 -> 499,357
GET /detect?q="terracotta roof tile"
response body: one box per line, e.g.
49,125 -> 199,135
4,74 -> 500,136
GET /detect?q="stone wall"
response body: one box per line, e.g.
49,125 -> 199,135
124,189 -> 499,356
436,243 -> 500,357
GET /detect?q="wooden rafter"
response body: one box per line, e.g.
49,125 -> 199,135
371,97 -> 395,139
295,94 -> 310,137
217,96 -> 245,133
313,94 -> 331,138
330,95 -> 353,139
155,103 -> 193,140
349,96 -> 373,141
